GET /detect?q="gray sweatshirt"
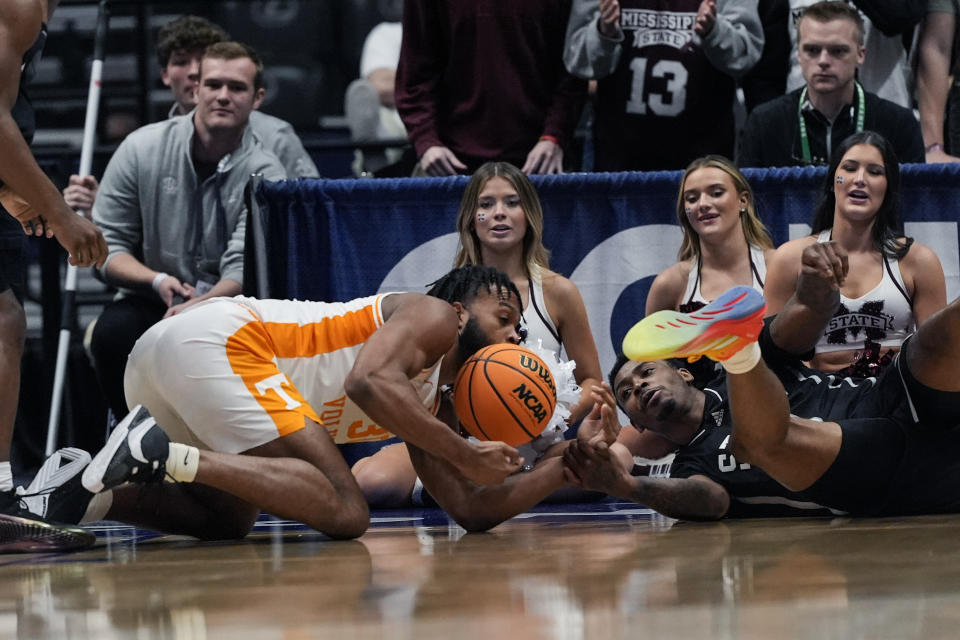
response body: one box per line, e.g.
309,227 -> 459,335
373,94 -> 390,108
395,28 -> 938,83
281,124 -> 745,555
93,113 -> 287,296
168,104 -> 319,178
564,0 -> 764,80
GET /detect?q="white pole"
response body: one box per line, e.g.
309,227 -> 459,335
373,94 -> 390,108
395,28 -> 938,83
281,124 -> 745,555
46,3 -> 108,456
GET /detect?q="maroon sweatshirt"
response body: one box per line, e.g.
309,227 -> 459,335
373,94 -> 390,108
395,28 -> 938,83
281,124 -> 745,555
396,0 -> 587,170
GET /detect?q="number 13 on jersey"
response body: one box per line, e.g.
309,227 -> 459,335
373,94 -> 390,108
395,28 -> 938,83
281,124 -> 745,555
626,57 -> 688,117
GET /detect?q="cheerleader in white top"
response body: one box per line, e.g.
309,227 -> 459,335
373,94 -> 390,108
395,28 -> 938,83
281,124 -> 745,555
646,155 -> 775,315
632,156 -> 775,461
764,131 -> 946,377
352,162 -> 604,507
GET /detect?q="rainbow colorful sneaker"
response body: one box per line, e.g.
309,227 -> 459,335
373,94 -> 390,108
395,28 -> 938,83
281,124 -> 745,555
623,286 -> 766,362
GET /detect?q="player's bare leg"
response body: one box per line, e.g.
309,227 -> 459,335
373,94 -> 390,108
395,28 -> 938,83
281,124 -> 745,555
87,409 -> 369,540
351,442 -> 418,507
725,359 -> 842,491
108,482 -> 261,540
196,425 -> 369,537
904,296 -> 960,392
0,289 -> 25,469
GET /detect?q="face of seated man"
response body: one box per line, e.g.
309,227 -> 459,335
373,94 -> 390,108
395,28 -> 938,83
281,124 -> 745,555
195,55 -> 264,135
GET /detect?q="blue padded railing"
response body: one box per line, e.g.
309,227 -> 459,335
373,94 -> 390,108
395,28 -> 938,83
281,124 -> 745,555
251,163 -> 960,462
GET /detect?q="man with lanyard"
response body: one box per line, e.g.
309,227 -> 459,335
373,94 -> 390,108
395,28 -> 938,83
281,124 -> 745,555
738,1 -> 922,168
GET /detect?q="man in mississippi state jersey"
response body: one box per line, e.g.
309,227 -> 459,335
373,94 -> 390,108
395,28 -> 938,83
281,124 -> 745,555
565,241 -> 960,520
564,0 -> 763,170
42,266 -> 541,540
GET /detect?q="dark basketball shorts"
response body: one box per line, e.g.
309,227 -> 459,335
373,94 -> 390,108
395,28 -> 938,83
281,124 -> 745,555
0,210 -> 26,302
798,337 -> 960,517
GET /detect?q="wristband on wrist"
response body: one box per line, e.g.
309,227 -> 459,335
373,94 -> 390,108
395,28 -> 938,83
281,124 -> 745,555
926,142 -> 945,153
539,135 -> 559,145
152,272 -> 170,293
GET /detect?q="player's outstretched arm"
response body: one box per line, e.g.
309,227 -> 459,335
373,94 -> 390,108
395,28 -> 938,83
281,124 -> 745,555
563,439 -> 730,520
345,293 -> 521,486
407,396 -> 568,531
0,3 -> 106,267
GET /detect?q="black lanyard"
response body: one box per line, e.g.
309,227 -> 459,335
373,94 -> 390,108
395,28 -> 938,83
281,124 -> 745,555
798,82 -> 865,164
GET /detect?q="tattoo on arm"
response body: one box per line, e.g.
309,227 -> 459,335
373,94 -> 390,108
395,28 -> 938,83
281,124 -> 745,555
627,476 -> 729,520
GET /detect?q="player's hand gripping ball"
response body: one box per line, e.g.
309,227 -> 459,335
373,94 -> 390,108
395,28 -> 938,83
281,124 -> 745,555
453,344 -> 558,446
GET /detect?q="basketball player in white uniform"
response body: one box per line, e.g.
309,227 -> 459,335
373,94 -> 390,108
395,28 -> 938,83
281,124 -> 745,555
29,265 -> 622,538
32,266 -> 586,539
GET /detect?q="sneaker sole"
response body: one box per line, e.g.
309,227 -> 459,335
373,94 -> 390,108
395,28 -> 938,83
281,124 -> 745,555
82,412 -> 135,494
623,287 -> 766,362
0,513 -> 95,553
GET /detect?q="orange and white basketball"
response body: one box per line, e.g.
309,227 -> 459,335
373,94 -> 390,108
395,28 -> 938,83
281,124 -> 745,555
453,344 -> 557,446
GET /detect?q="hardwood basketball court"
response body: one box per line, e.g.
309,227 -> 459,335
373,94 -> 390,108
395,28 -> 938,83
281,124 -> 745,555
2,503 -> 960,638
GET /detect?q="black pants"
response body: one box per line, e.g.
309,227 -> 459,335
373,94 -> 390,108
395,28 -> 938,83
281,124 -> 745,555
948,79 -> 960,156
0,207 -> 25,301
89,295 -> 166,419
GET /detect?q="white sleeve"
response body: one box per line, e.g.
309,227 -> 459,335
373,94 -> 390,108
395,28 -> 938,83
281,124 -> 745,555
563,0 -> 625,79
360,22 -> 403,78
702,0 -> 765,79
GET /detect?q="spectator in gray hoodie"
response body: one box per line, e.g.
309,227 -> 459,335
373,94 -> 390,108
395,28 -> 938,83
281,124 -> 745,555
88,42 -> 286,421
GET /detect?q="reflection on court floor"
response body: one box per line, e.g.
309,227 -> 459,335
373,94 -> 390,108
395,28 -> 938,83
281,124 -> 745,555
3,503 -> 960,639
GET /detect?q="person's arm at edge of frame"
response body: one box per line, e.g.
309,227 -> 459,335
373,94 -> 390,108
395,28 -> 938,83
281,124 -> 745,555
0,1 -> 105,266
916,10 -> 960,163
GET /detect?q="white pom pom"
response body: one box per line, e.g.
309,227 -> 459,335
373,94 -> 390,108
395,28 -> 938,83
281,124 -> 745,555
524,339 -> 580,448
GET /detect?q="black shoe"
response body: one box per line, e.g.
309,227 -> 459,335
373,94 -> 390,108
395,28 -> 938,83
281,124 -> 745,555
17,447 -> 94,525
0,490 -> 96,553
82,404 -> 171,493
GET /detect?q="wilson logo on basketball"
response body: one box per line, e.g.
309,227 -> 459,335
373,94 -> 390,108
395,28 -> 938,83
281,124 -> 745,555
519,355 -> 556,395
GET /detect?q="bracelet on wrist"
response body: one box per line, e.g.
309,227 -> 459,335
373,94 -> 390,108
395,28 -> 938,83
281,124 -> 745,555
539,135 -> 559,145
926,142 -> 945,153
151,272 -> 170,293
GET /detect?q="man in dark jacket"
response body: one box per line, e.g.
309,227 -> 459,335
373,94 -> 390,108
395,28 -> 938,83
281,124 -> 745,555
738,1 -> 922,167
